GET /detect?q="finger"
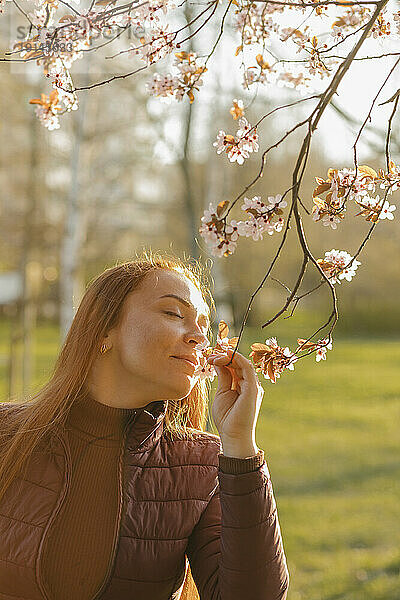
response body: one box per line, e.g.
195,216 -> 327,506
239,375 -> 260,398
225,349 -> 260,384
212,352 -> 243,389
210,353 -> 246,381
220,349 -> 244,373
209,354 -> 240,376
214,364 -> 234,391
209,351 -> 259,390
211,356 -> 242,392
222,363 -> 240,391
225,347 -> 252,368
228,366 -> 240,392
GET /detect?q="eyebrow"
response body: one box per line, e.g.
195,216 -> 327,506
158,294 -> 210,325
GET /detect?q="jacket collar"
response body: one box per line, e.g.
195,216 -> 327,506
125,399 -> 168,453
51,399 -> 169,455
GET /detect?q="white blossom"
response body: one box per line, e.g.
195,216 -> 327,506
378,199 -> 396,220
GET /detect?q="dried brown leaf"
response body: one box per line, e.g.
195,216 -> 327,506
216,200 -> 229,218
218,320 -> 229,339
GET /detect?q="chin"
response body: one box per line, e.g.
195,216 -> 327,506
165,377 -> 195,401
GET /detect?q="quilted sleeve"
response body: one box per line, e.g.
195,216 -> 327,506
218,448 -> 266,475
185,449 -> 289,600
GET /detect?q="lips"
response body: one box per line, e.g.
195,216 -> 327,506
171,356 -> 197,369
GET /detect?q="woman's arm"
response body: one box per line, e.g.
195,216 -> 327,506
186,449 -> 289,600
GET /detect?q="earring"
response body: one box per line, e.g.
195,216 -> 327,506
100,343 -> 109,354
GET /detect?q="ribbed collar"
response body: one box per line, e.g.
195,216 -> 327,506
65,392 -> 139,441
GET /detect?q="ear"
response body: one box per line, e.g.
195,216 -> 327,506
103,328 -> 117,345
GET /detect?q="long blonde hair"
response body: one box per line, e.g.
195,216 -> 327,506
0,248 -> 217,600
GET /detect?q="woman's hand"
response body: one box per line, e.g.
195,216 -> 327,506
207,347 -> 265,456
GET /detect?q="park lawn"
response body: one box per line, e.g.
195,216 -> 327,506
246,337 -> 400,600
0,319 -> 399,600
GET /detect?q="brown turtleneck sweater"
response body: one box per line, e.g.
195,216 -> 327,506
41,393 -> 137,599
40,394 -> 265,598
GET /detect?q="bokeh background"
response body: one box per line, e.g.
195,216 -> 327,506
1,3 -> 399,598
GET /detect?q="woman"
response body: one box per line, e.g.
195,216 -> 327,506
0,250 -> 289,600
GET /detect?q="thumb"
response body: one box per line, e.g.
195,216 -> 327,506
210,356 -> 233,390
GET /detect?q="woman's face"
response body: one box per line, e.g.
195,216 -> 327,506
104,269 -> 211,405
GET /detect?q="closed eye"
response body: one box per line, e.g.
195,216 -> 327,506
163,310 -> 208,333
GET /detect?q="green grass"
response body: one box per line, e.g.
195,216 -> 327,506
246,337 -> 400,600
1,319 -> 399,599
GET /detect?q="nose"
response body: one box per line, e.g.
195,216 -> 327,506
184,327 -> 209,347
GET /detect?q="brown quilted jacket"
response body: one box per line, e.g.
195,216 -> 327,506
0,400 -> 289,599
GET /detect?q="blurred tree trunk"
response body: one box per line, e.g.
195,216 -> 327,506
177,2 -> 200,260
60,64 -> 91,342
180,100 -> 199,259
204,154 -> 236,328
203,73 -> 237,330
7,302 -> 21,400
18,91 -> 41,396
